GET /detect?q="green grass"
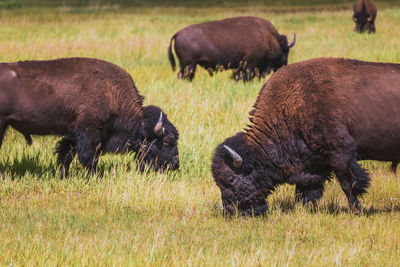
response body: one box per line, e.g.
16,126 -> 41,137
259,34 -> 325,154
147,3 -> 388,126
1,0 -> 400,9
1,2 -> 400,266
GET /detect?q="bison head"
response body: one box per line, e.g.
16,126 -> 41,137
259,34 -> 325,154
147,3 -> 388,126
212,133 -> 270,216
353,13 -> 374,33
137,105 -> 179,172
273,33 -> 296,72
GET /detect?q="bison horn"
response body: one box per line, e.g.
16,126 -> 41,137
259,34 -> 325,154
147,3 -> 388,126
154,112 -> 164,137
288,33 -> 296,48
367,16 -> 372,22
224,145 -> 243,169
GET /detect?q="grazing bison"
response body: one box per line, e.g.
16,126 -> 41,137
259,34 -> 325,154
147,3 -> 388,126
212,57 -> 400,216
0,57 -> 179,176
168,16 -> 296,82
353,0 -> 377,33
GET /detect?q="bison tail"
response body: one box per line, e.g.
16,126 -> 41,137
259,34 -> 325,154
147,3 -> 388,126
168,33 -> 177,71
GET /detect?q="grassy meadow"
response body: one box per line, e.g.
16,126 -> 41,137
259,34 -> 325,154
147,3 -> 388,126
1,1 -> 400,265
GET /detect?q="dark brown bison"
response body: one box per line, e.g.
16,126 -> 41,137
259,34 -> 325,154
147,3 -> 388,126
353,0 -> 377,33
212,57 -> 400,216
0,57 -> 179,177
168,16 -> 296,82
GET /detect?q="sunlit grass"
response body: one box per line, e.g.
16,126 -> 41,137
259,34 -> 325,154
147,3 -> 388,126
1,3 -> 400,266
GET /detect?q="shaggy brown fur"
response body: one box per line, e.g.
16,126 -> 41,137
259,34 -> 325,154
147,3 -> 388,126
353,0 -> 377,33
212,57 -> 400,216
168,16 -> 295,82
0,57 -> 179,176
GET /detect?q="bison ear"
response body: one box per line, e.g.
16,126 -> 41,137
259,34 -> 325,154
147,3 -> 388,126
224,145 -> 243,169
154,112 -> 164,137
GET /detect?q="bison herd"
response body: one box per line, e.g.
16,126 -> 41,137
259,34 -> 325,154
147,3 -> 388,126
1,0 -> 397,217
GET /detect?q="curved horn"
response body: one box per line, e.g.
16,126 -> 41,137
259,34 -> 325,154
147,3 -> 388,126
287,32 -> 296,48
224,145 -> 243,169
367,16 -> 372,22
154,112 -> 164,137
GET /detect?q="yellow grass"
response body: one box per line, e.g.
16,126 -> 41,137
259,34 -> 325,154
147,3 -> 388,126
0,2 -> 400,266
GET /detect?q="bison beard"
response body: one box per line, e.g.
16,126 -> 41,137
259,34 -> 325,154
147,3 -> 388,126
0,57 -> 179,177
168,16 -> 295,82
212,57 -> 400,216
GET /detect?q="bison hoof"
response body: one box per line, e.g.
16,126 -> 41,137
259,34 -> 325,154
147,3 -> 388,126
349,199 -> 362,214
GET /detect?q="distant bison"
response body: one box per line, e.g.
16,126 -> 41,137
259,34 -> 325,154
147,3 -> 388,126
0,57 -> 179,176
212,58 -> 400,216
168,16 -> 296,82
353,0 -> 377,33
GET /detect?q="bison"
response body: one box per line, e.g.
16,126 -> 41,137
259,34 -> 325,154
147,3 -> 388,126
0,57 -> 179,177
168,16 -> 296,82
353,0 -> 377,33
212,57 -> 400,216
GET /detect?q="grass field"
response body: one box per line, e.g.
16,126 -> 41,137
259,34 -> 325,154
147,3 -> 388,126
1,1 -> 400,265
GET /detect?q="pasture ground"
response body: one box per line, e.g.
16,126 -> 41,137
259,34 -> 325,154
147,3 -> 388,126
1,1 -> 400,265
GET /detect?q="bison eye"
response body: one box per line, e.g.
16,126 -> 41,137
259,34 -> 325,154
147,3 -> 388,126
163,136 -> 175,146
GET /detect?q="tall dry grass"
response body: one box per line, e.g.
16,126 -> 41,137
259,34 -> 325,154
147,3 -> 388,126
0,3 -> 400,265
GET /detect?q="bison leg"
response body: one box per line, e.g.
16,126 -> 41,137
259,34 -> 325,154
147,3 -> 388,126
56,136 -> 76,178
231,69 -> 242,81
295,184 -> 325,206
242,69 -> 250,82
0,120 -> 8,176
0,120 -> 8,149
75,127 -> 102,175
242,66 -> 257,82
260,66 -> 271,79
289,172 -> 328,205
178,64 -> 196,81
326,126 -> 370,211
331,155 -> 370,212
390,161 -> 398,174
